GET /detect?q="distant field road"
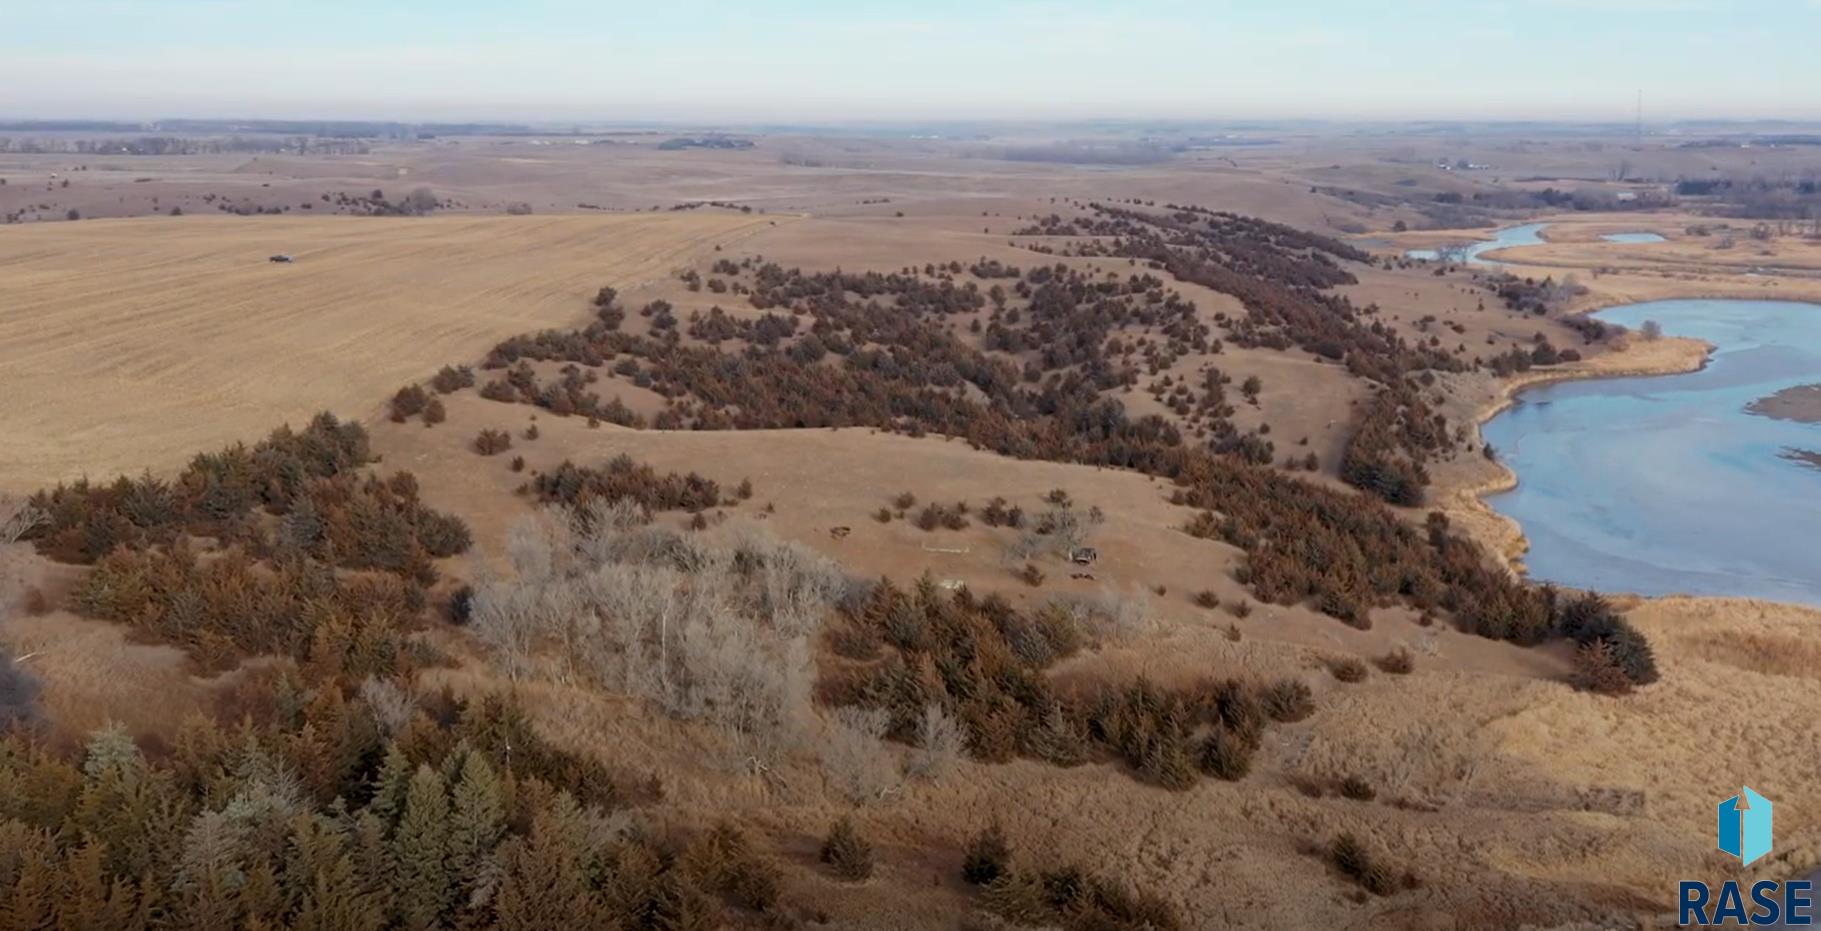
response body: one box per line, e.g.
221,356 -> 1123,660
0,212 -> 769,491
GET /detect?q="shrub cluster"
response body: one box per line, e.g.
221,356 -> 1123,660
1026,205 -> 1470,501
429,364 -> 476,394
961,824 -> 1182,930
1329,832 -> 1415,897
913,500 -> 970,531
74,543 -> 422,672
530,455 -> 722,513
824,579 -> 1305,789
28,413 -> 372,564
473,428 -> 513,455
32,414 -> 471,672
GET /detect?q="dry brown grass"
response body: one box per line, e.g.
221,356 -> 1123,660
374,392 -> 1567,680
0,212 -> 770,491
9,138 -> 1821,928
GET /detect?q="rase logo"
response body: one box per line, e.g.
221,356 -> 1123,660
1681,787 -> 1811,927
1721,787 -> 1775,867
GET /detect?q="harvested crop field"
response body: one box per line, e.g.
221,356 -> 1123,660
0,212 -> 772,490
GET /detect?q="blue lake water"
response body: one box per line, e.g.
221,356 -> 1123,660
1601,231 -> 1667,243
1483,299 -> 1821,605
1406,222 -> 1549,266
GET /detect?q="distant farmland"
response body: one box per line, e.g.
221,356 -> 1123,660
0,212 -> 769,489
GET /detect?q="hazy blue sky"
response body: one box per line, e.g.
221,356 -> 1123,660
3,0 -> 1818,122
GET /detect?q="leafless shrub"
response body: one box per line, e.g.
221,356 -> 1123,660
1262,678 -> 1314,722
820,706 -> 901,804
1005,494 -> 1104,563
1330,832 -> 1410,896
1329,658 -> 1369,683
1375,648 -> 1414,675
358,676 -> 416,734
1339,775 -> 1376,801
1045,586 -> 1152,642
1017,563 -> 1045,587
471,501 -> 830,771
906,704 -> 964,781
403,186 -> 439,215
1,496 -> 45,545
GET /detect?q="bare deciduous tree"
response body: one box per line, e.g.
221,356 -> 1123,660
359,677 -> 417,735
905,704 -> 964,782
1005,494 -> 1104,563
1,495 -> 45,545
403,186 -> 439,216
820,706 -> 901,804
470,500 -> 837,772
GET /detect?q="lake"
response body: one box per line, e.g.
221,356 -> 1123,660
1482,299 -> 1821,605
1406,222 -> 1548,266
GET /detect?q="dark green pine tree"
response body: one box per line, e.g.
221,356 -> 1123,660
286,815 -> 386,931
445,750 -> 505,913
366,744 -> 412,828
391,765 -> 452,931
492,793 -> 602,930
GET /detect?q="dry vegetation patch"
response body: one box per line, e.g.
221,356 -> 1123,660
0,212 -> 768,490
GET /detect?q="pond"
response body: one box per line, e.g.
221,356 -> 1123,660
1601,231 -> 1667,243
1482,299 -> 1821,605
1405,222 -> 1548,266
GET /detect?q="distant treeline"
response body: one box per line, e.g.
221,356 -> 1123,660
0,135 -> 371,156
1674,175 -> 1821,219
656,137 -> 755,151
1677,135 -> 1821,148
995,142 -> 1177,165
0,118 -> 544,139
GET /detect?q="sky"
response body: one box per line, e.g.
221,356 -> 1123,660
2,0 -> 1819,124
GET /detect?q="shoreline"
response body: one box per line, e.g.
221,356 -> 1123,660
1436,288 -> 1821,622
1436,331 -> 1711,573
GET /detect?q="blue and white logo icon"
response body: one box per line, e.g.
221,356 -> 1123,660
1719,786 -> 1774,866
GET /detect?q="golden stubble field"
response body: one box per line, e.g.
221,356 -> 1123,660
0,212 -> 773,491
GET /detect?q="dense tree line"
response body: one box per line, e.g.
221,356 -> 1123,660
531,456 -> 724,513
1337,390 -> 1441,507
29,414 -> 379,562
0,666 -> 810,930
23,414 -> 471,672
823,576 -> 1313,789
